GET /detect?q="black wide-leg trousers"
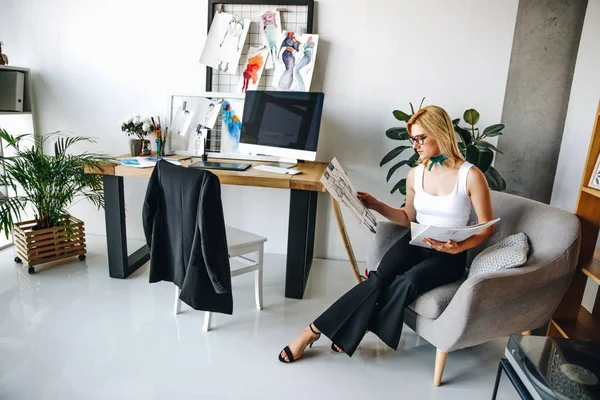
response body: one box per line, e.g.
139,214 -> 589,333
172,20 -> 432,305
313,231 -> 466,356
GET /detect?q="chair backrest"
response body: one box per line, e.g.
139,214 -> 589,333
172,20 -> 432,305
466,191 -> 580,276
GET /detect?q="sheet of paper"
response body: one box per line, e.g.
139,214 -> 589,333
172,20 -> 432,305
220,99 -> 245,154
320,158 -> 377,236
409,218 -> 501,248
273,33 -> 318,91
199,12 -> 251,75
259,9 -> 282,70
172,106 -> 195,137
202,99 -> 222,129
237,46 -> 269,93
120,157 -> 181,168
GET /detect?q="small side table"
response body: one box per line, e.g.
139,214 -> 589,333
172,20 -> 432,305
491,358 -> 534,400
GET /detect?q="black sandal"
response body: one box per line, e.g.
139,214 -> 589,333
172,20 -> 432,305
331,343 -> 344,353
278,324 -> 321,363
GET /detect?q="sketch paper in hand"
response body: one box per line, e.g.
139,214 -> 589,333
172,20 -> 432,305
320,158 -> 377,236
260,9 -> 282,70
273,33 -> 319,91
199,12 -> 250,75
237,46 -> 269,93
409,218 -> 501,248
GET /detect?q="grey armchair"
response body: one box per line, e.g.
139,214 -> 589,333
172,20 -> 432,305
366,191 -> 581,386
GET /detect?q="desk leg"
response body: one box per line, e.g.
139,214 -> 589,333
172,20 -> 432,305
285,189 -> 318,299
103,175 -> 150,279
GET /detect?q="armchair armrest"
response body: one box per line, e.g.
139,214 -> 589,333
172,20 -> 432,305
430,234 -> 580,352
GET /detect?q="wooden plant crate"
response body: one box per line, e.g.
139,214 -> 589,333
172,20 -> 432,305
13,216 -> 87,274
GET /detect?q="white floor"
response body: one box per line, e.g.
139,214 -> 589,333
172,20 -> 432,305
0,235 -> 520,400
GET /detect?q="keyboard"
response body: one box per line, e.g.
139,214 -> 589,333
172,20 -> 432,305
253,165 -> 302,175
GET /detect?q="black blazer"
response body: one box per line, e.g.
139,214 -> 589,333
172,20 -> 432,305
142,160 -> 233,315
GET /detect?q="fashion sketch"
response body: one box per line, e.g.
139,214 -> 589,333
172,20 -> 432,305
220,16 -> 245,51
199,12 -> 250,75
293,36 -> 316,91
320,158 -> 377,236
237,46 -> 268,93
276,32 -> 301,89
273,33 -> 319,91
260,10 -> 281,69
220,100 -> 243,154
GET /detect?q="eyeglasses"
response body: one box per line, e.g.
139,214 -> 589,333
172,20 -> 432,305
408,135 -> 427,145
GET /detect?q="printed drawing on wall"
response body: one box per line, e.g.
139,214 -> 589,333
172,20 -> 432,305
260,9 -> 282,69
202,99 -> 223,129
320,158 -> 377,236
199,12 -> 250,75
237,46 -> 269,93
273,33 -> 318,92
589,153 -> 600,190
220,100 -> 244,154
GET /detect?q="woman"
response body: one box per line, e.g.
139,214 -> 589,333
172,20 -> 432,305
279,105 -> 495,363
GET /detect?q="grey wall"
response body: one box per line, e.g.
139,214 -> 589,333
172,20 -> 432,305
496,0 -> 587,203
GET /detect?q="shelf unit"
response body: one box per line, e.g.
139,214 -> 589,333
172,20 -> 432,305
0,65 -> 33,113
548,101 -> 600,342
0,65 -> 35,249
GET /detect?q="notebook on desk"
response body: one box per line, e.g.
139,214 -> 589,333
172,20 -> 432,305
189,161 -> 251,171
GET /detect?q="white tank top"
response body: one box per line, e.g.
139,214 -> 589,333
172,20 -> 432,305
413,161 -> 473,227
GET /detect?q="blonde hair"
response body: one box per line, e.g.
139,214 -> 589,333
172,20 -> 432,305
407,105 -> 464,168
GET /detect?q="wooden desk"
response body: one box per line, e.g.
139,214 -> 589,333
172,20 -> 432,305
90,155 -> 328,299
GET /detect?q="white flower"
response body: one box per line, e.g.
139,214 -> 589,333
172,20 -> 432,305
133,117 -> 141,125
125,115 -> 133,124
142,123 -> 151,132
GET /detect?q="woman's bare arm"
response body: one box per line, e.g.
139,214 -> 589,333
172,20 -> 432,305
358,168 -> 417,228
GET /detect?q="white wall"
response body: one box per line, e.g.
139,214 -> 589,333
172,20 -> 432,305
550,0 -> 600,213
550,0 -> 600,313
0,0 -> 518,261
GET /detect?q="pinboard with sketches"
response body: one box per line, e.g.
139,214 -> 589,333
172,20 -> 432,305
167,92 -> 245,155
200,1 -> 316,153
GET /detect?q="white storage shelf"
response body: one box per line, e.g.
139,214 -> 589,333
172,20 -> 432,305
0,65 -> 32,114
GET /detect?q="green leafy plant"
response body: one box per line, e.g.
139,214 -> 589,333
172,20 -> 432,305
381,100 -> 507,195
453,109 -> 506,191
0,129 -> 113,237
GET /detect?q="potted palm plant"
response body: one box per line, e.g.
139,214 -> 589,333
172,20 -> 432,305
0,129 -> 112,274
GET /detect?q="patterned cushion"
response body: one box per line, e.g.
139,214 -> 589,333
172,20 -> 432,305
468,233 -> 529,277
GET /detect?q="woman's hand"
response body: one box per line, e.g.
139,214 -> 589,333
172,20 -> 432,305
423,238 -> 462,254
357,191 -> 380,210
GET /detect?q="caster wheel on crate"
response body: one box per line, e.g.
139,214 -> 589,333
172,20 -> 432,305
28,267 -> 35,275
78,254 -> 86,261
14,257 -> 22,264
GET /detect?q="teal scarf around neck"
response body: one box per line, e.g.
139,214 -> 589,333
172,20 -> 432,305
427,154 -> 447,171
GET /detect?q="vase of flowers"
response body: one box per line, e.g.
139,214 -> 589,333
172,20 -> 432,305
120,114 -> 155,156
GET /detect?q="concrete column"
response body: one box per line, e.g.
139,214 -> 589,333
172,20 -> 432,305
496,0 -> 587,203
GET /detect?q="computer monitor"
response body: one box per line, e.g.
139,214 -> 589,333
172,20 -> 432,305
238,91 -> 324,163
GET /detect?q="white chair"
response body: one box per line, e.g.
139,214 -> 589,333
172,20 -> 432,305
173,225 -> 266,331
